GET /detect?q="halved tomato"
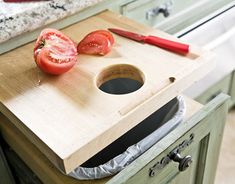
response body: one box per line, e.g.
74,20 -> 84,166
77,30 -> 114,55
34,28 -> 78,75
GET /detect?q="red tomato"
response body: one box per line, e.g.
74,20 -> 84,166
77,30 -> 114,55
34,28 -> 78,75
89,30 -> 114,45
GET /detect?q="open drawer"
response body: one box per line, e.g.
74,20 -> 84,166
115,94 -> 229,184
0,10 -> 214,174
0,94 -> 229,184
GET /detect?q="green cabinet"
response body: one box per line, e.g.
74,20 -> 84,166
108,94 -> 229,184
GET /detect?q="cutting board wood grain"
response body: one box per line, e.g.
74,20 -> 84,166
0,11 -> 214,173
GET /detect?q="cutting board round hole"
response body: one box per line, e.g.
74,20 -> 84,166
96,64 -> 145,95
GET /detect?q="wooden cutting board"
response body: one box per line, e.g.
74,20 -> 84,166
0,11 -> 214,174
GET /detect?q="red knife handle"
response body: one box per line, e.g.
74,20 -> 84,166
144,35 -> 189,55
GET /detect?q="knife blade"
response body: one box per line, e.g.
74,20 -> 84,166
108,28 -> 189,55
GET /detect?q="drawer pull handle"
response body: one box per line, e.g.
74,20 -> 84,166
149,133 -> 194,177
169,151 -> 192,171
146,0 -> 173,20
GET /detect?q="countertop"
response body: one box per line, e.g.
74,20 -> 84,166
0,0 -> 104,44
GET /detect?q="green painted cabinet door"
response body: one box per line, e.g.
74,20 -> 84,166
107,93 -> 229,184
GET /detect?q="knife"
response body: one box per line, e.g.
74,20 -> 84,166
108,28 -> 189,55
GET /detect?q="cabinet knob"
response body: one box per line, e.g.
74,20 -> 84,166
149,134 -> 194,177
169,151 -> 192,172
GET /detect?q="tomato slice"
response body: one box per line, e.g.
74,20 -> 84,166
34,28 -> 78,75
77,33 -> 112,55
88,30 -> 114,45
77,30 -> 114,56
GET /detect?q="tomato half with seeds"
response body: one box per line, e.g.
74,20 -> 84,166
77,30 -> 114,55
89,30 -> 115,45
34,28 -> 78,75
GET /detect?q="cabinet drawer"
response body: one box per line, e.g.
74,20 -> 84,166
109,93 -> 229,184
196,74 -> 232,105
121,0 -> 197,28
128,132 -> 202,184
122,0 -> 233,34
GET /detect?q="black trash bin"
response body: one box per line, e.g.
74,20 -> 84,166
69,78 -> 186,180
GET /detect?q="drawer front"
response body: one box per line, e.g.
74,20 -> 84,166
121,0 -> 197,28
109,93 -> 229,184
121,0 -> 233,34
139,133 -> 202,184
127,95 -> 228,184
126,122 -> 213,184
196,75 -> 232,105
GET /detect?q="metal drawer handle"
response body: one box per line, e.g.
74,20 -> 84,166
169,151 -> 192,172
146,0 -> 174,20
149,133 -> 194,177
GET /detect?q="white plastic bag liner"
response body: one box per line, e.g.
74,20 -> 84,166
68,95 -> 186,180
